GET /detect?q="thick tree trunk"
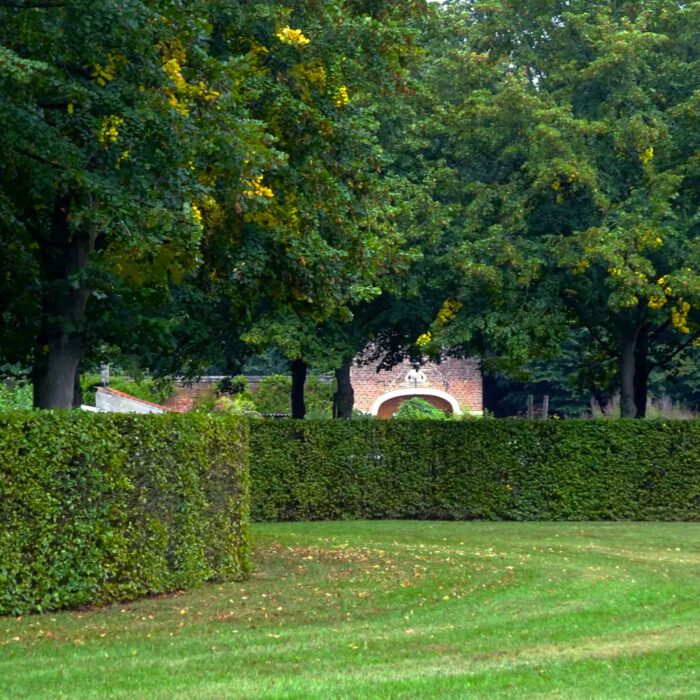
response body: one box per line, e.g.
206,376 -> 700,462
332,361 -> 354,419
290,358 -> 307,419
619,327 -> 638,419
32,195 -> 92,409
633,324 -> 650,419
620,321 -> 653,419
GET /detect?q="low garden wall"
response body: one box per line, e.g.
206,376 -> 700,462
250,420 -> 700,522
0,412 -> 250,615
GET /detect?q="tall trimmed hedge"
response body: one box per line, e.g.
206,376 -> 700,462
0,413 -> 250,615
249,420 -> 700,522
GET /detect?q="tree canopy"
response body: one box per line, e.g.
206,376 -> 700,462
2,0 -> 700,417
418,0 -> 700,417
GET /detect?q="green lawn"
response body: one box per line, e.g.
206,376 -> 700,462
1,522 -> 699,699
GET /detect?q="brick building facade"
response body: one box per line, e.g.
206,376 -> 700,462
351,355 -> 483,418
160,357 -> 483,417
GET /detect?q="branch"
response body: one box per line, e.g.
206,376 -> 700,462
38,101 -> 70,110
0,1 -> 65,7
649,330 -> 700,372
581,321 -> 616,358
17,147 -> 63,168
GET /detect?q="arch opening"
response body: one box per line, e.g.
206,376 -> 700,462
370,388 -> 463,418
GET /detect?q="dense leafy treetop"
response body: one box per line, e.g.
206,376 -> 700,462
419,1 -> 700,414
0,1 -> 432,390
0,1 -> 272,371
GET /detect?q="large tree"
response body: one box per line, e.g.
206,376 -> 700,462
172,1 -> 433,417
424,0 -> 700,417
0,0 -> 272,407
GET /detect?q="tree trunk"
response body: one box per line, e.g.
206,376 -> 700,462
592,392 -> 611,416
72,368 -> 83,408
32,194 -> 93,409
620,319 -> 654,419
290,358 -> 307,419
619,327 -> 639,418
633,324 -> 650,419
333,361 -> 354,419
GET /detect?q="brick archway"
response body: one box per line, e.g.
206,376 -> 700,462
370,388 -> 462,418
375,394 -> 454,419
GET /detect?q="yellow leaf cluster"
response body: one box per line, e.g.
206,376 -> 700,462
276,26 -> 310,46
244,210 -> 280,228
92,52 -> 125,86
199,195 -> 224,228
163,58 -> 188,91
165,89 -> 189,116
290,62 -> 327,90
98,115 -> 124,147
243,175 -> 274,199
190,203 -> 203,226
436,299 -> 462,326
640,146 -> 655,165
416,332 -> 432,348
157,39 -> 186,64
671,300 -> 691,333
659,277 -> 672,296
162,58 -> 220,117
249,41 -> 269,56
334,85 -> 350,107
572,259 -> 590,275
640,228 -> 663,250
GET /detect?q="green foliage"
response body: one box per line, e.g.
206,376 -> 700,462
0,412 -> 250,615
0,0 -> 270,392
393,397 -> 448,420
420,1 -> 700,417
215,395 -> 261,418
249,420 -> 700,522
210,376 -> 259,415
217,375 -> 249,397
80,373 -> 173,407
0,381 -> 32,411
252,374 -> 334,417
0,0 -> 433,404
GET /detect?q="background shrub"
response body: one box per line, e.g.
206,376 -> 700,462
252,375 -> 334,417
80,373 -> 174,407
249,420 -> 700,522
0,380 -> 32,411
393,397 -> 449,420
0,413 -> 250,615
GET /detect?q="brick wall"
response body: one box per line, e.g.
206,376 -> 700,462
163,375 -> 297,414
351,356 -> 483,415
163,378 -> 220,413
163,361 -> 483,417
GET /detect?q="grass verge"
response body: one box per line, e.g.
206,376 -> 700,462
1,521 -> 699,699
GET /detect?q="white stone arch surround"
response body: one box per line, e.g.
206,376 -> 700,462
370,388 -> 463,416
